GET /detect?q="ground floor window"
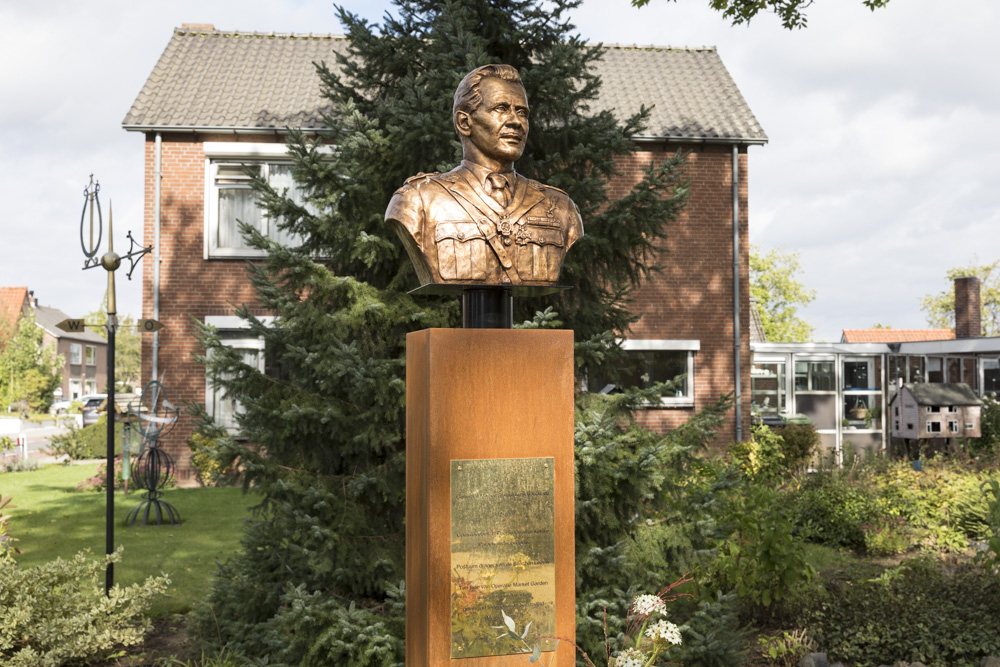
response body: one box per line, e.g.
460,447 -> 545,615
587,339 -> 698,406
203,316 -> 273,434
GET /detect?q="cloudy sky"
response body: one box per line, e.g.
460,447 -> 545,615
2,0 -> 997,342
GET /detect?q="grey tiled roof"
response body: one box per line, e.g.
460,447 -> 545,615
903,383 -> 981,406
591,45 -> 766,142
123,28 -> 767,143
749,297 -> 767,343
123,28 -> 346,131
33,304 -> 107,344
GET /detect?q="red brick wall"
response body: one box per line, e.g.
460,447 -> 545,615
141,133 -> 283,479
619,143 -> 751,445
142,136 -> 752,478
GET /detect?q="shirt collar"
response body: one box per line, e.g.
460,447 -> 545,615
461,160 -> 516,189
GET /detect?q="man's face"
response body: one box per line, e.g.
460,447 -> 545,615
463,77 -> 529,166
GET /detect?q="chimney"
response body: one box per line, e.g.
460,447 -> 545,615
954,276 -> 982,338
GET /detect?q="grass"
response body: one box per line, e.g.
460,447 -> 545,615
1,463 -> 256,616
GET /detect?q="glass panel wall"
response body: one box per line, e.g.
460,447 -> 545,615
751,361 -> 786,414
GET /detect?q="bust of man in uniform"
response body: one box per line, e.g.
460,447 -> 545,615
385,64 -> 583,288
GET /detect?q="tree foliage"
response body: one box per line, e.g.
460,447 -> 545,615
630,0 -> 890,30
87,291 -> 141,392
0,311 -> 62,413
749,243 -> 815,342
920,259 -> 1000,337
191,1 -> 697,663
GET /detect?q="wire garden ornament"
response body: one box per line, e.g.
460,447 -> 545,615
124,380 -> 181,526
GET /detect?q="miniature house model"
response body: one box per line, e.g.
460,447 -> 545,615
889,383 -> 982,440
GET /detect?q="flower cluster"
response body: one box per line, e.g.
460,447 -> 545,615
645,619 -> 682,645
631,593 -> 667,616
614,647 -> 646,667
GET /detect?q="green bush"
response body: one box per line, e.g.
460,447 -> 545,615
45,416 -> 123,461
0,495 -> 18,563
0,548 -> 169,666
728,425 -> 786,482
777,423 -> 820,472
709,484 -> 815,614
810,556 -> 1000,665
973,396 -> 1000,459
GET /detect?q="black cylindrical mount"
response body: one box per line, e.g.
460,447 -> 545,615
462,287 -> 513,329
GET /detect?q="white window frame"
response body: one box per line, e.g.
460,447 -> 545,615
69,378 -> 82,401
619,339 -> 699,407
85,345 -> 97,366
926,421 -> 942,434
204,142 -> 320,259
948,419 -> 959,434
85,380 -> 97,395
69,343 -> 82,365
203,315 -> 274,435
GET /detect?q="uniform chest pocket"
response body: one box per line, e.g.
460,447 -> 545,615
434,221 -> 489,281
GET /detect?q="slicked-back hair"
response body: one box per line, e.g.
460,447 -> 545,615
453,64 -> 525,132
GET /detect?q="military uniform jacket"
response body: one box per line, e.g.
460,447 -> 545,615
385,162 -> 583,286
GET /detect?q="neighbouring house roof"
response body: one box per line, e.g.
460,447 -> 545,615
749,297 -> 767,344
122,27 -> 768,144
900,382 -> 980,406
32,303 -> 107,345
0,287 -> 29,332
841,328 -> 956,344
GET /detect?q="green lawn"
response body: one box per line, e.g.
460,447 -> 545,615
1,463 -> 256,616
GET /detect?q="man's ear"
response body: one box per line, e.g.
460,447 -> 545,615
455,110 -> 472,137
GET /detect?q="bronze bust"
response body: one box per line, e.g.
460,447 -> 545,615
386,64 -> 583,288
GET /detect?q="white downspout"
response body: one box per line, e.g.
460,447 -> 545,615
732,144 -> 743,441
152,132 -> 162,383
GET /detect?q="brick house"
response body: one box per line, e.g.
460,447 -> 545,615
123,25 -> 767,477
0,287 -> 108,403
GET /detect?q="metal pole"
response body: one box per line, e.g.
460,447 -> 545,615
106,320 -> 115,595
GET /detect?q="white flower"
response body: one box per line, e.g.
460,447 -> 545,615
645,619 -> 682,645
614,647 -> 646,667
631,593 -> 666,616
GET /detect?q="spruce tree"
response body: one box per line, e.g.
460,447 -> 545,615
193,1 -> 700,663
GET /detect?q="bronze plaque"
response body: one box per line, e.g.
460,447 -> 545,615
450,458 -> 557,659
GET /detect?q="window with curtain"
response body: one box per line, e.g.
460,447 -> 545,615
208,161 -> 307,256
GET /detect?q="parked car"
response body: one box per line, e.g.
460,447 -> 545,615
49,397 -> 73,415
79,394 -> 108,427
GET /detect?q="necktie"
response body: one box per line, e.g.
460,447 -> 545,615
486,172 -> 510,208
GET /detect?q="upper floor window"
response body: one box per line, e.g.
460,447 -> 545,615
85,345 -> 97,365
204,143 -> 318,258
69,343 -> 82,365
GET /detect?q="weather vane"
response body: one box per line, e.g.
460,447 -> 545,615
78,174 -> 155,595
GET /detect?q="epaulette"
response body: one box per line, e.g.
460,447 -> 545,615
525,177 -> 569,196
404,171 -> 441,185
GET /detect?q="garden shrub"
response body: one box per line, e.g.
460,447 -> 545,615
972,395 -> 1000,459
0,548 -> 169,666
185,419 -> 241,487
708,484 -> 815,615
776,423 -> 820,473
2,457 -> 37,473
728,424 -> 785,482
0,495 -> 18,563
809,556 -> 1000,665
45,416 -> 123,461
977,479 -> 1000,579
76,455 -> 128,492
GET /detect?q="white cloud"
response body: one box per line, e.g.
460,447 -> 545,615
2,0 -> 999,346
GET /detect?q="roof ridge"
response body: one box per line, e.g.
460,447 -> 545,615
173,27 -> 347,40
598,43 -> 716,52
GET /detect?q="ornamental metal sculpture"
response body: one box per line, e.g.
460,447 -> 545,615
78,175 -> 152,594
385,65 -> 583,327
124,380 -> 181,526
